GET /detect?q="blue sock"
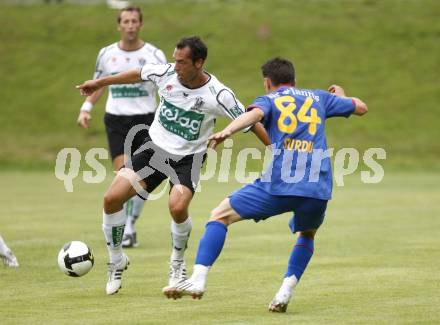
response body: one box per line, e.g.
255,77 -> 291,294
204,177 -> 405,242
195,221 -> 228,266
285,236 -> 314,280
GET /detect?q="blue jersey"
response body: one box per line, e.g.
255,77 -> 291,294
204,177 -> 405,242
248,86 -> 355,200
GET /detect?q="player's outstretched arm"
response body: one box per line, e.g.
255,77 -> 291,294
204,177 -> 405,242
328,84 -> 368,116
209,108 -> 265,149
76,69 -> 142,96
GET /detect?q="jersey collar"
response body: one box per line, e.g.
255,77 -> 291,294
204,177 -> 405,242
178,72 -> 212,90
275,84 -> 293,92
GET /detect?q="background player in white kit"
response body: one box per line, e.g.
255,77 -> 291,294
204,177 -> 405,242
77,36 -> 270,295
77,7 -> 166,248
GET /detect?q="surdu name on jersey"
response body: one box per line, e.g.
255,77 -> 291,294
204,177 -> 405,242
141,63 -> 246,156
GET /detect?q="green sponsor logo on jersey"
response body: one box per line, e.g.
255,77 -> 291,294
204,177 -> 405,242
229,105 -> 243,118
110,85 -> 149,98
158,99 -> 204,141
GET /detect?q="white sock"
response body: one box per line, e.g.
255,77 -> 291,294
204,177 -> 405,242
124,215 -> 134,235
170,217 -> 192,261
278,275 -> 298,296
190,264 -> 209,288
102,209 -> 126,264
124,196 -> 145,235
131,195 -> 145,217
123,199 -> 134,235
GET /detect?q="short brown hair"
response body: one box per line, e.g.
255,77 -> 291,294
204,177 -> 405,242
117,6 -> 143,23
176,36 -> 208,64
261,57 -> 295,86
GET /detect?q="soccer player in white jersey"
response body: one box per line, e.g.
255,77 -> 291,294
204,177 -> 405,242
77,36 -> 270,295
77,7 -> 166,249
0,235 -> 19,267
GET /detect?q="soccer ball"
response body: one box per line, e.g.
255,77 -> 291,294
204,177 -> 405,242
57,241 -> 94,277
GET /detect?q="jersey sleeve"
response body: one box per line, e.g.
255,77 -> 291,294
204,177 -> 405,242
247,95 -> 271,127
140,63 -> 172,85
93,47 -> 107,79
153,49 -> 167,64
216,88 -> 252,132
318,90 -> 355,118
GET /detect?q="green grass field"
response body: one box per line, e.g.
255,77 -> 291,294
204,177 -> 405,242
1,171 -> 439,324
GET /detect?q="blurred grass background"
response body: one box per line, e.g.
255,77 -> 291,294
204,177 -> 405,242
0,0 -> 439,170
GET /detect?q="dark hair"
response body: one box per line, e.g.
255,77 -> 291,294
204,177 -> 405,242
176,36 -> 208,63
117,6 -> 143,23
261,57 -> 295,86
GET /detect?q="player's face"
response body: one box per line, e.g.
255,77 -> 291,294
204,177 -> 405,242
118,11 -> 142,42
173,47 -> 203,85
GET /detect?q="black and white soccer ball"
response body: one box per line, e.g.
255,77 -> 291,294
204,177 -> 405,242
57,241 -> 94,277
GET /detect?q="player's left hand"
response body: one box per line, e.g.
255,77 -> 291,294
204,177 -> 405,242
208,130 -> 232,150
76,80 -> 100,96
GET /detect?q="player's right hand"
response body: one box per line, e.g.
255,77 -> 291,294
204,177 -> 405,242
77,111 -> 91,128
76,80 -> 100,96
208,129 -> 232,150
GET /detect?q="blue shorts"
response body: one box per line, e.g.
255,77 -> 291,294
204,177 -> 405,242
229,183 -> 328,233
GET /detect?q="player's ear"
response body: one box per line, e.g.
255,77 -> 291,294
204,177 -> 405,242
194,58 -> 204,69
263,78 -> 271,93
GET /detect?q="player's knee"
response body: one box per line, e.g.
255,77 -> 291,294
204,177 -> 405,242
169,201 -> 188,219
208,215 -> 230,226
209,208 -> 231,226
103,190 -> 122,212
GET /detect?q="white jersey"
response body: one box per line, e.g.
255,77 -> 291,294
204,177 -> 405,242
140,63 -> 248,155
94,42 -> 166,115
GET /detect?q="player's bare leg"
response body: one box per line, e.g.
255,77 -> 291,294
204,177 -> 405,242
269,229 -> 317,312
103,168 -> 141,213
102,168 -> 145,294
163,198 -> 242,300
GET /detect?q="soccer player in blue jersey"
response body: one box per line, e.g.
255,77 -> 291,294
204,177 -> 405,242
163,57 -> 368,312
